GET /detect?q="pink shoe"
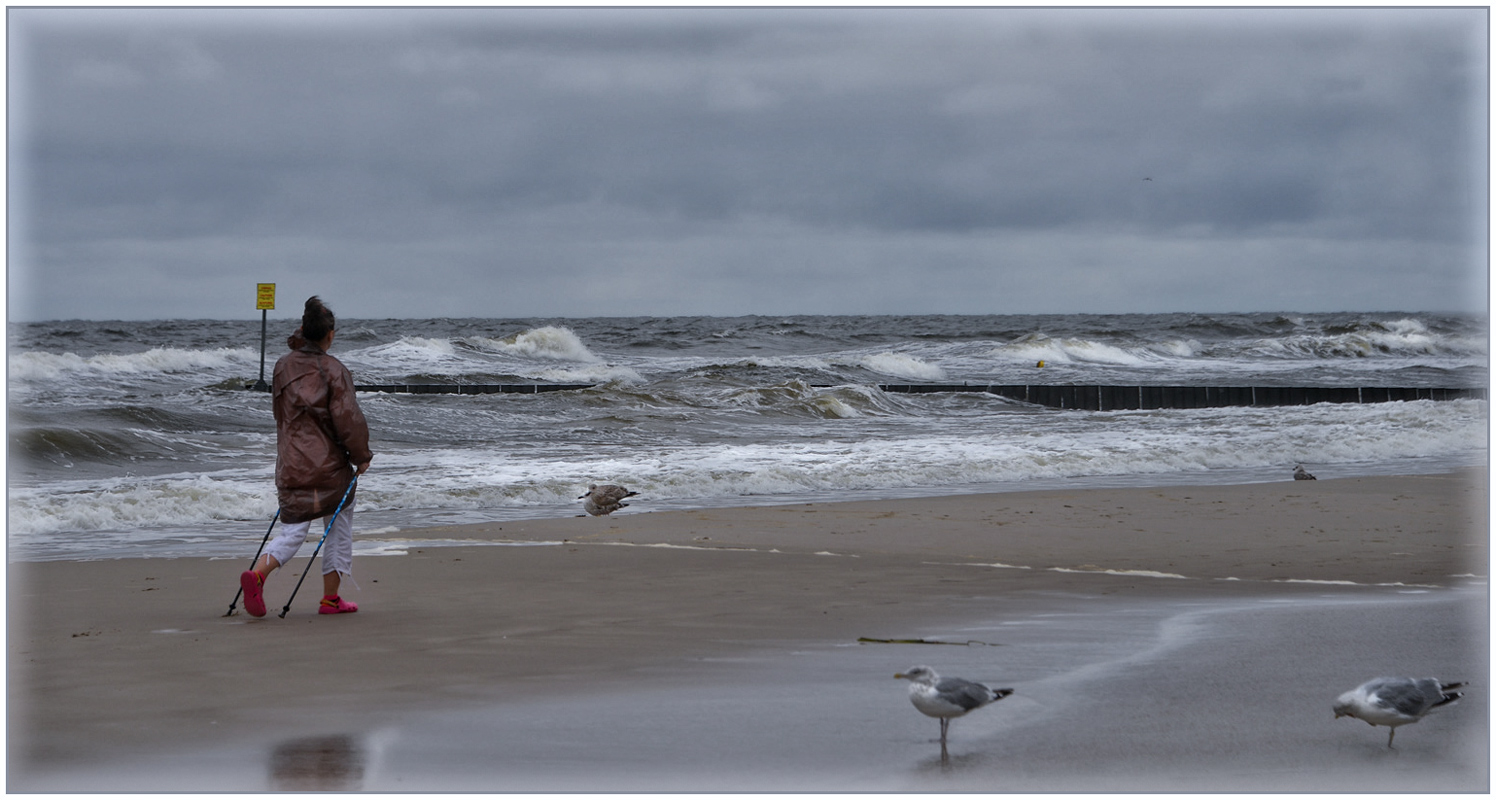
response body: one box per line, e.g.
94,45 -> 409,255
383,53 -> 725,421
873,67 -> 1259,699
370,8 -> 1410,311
319,595 -> 358,614
240,571 -> 266,617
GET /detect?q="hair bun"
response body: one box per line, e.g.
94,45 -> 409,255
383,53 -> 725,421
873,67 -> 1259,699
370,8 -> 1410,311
301,296 -> 336,342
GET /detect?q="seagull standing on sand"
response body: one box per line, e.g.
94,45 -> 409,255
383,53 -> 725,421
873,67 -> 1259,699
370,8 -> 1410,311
1333,676 -> 1465,748
895,665 -> 1013,758
1294,465 -> 1317,480
580,484 -> 638,516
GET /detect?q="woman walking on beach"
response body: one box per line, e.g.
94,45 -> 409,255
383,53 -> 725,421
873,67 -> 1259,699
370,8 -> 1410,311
239,296 -> 373,617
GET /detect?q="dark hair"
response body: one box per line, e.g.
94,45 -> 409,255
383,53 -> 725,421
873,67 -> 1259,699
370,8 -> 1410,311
301,296 -> 336,343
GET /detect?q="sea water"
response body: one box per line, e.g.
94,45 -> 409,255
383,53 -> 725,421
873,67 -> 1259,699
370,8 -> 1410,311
7,312 -> 1488,561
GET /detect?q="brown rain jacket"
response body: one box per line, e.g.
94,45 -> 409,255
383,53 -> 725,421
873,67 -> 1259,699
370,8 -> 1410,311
272,338 -> 373,524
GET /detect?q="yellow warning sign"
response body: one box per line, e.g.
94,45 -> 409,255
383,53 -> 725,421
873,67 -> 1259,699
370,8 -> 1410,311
257,283 -> 276,311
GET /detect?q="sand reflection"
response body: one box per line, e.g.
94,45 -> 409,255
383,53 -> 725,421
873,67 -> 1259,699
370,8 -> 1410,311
269,734 -> 365,791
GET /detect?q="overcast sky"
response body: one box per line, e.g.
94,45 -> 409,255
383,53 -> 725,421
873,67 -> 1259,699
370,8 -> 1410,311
7,6 -> 1488,321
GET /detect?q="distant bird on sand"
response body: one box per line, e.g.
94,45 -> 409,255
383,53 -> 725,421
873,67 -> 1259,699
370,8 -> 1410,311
1333,676 -> 1465,748
1294,465 -> 1317,480
580,484 -> 638,516
896,665 -> 1013,758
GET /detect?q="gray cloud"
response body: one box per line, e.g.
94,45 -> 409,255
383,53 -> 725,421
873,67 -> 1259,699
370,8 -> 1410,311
8,7 -> 1487,320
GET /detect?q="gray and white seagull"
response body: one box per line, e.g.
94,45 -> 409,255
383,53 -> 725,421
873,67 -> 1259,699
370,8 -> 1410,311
579,483 -> 639,516
1332,676 -> 1465,748
895,665 -> 1013,757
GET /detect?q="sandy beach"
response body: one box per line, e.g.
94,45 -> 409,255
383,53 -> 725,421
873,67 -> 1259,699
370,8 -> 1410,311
8,471 -> 1489,792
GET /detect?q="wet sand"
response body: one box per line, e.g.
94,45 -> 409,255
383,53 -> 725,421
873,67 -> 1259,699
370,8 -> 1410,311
8,471 -> 1489,792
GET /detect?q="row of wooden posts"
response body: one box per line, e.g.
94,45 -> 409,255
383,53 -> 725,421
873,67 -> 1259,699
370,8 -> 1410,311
270,382 -> 1489,410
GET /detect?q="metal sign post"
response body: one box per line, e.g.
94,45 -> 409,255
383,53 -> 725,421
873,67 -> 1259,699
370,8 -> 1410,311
254,284 -> 276,391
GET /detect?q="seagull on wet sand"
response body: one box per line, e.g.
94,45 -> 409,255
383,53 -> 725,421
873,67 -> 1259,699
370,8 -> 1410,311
1294,465 -> 1317,480
580,484 -> 638,516
895,665 -> 1013,757
1333,676 -> 1465,748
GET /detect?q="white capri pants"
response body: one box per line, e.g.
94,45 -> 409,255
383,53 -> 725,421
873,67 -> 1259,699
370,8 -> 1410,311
265,500 -> 356,577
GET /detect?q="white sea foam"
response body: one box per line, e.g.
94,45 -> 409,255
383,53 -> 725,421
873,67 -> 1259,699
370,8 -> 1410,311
350,328 -> 608,379
1048,567 -> 1190,579
9,396 -> 1483,544
712,381 -> 886,418
353,539 -> 566,556
592,541 -> 757,552
990,334 -> 1157,367
8,476 -> 274,537
854,352 -> 947,381
941,561 -> 1032,570
1349,318 -> 1464,356
979,317 -> 1487,375
7,313 -> 1485,560
476,326 -> 601,362
1272,578 -> 1443,588
733,355 -> 836,371
389,336 -> 458,356
353,337 -> 468,375
532,364 -> 644,384
809,394 -> 862,418
456,401 -> 1471,504
9,347 -> 255,383
1237,318 -> 1486,362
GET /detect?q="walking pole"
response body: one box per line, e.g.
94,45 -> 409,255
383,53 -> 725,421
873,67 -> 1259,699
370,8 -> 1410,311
225,510 -> 281,617
279,476 -> 358,619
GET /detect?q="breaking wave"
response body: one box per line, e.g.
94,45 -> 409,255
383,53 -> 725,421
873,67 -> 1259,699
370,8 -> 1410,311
7,311 -> 1485,560
9,347 -> 254,383
470,326 -> 601,362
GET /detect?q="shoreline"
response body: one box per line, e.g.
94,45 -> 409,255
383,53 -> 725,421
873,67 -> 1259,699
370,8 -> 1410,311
10,458 -> 1486,564
359,468 -> 1489,585
8,470 -> 1488,791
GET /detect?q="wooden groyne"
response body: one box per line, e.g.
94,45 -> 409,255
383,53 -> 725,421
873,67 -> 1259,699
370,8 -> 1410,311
875,384 -> 1487,410
303,382 -> 1487,410
352,383 -> 594,395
